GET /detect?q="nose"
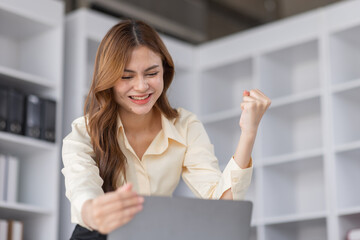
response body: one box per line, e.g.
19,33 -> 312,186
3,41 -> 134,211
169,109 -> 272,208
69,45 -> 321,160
133,76 -> 149,91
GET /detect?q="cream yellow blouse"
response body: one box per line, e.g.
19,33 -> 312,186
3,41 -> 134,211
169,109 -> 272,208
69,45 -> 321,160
62,108 -> 253,228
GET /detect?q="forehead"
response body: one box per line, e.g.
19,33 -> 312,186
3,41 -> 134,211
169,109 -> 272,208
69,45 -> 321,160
125,46 -> 162,69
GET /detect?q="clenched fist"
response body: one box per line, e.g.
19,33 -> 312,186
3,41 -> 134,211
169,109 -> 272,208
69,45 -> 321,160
240,89 -> 271,135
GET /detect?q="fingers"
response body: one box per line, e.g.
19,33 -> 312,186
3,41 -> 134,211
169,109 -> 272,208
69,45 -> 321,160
91,183 -> 144,233
94,183 -> 135,204
243,89 -> 271,107
97,203 -> 143,234
99,194 -> 144,214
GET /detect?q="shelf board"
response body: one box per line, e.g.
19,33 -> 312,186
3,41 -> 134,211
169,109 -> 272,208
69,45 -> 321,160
334,140 -> 360,154
0,131 -> 56,157
0,65 -> 56,92
0,201 -> 52,220
270,89 -> 321,109
251,218 -> 259,227
201,108 -> 241,124
263,211 -> 327,225
338,206 -> 360,216
262,148 -> 323,166
332,78 -> 360,94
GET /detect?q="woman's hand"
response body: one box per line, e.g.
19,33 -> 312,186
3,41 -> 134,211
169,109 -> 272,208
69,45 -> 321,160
240,89 -> 271,136
82,183 -> 144,234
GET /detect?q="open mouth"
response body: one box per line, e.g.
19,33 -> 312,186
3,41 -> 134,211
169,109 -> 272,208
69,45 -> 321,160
129,94 -> 152,100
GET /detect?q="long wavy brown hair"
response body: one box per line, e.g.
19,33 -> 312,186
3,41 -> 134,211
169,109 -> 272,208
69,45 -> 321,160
84,20 -> 178,192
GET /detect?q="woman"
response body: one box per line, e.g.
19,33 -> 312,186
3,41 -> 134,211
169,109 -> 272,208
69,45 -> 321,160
62,19 -> 271,239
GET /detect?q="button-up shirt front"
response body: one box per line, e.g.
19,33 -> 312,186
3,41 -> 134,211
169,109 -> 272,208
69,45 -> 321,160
62,108 -> 253,228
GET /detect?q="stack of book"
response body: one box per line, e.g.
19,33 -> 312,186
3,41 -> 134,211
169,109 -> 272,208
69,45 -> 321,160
0,154 -> 19,202
0,219 -> 23,240
0,86 -> 56,142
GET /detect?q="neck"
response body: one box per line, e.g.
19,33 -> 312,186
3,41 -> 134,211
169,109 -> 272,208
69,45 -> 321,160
119,107 -> 161,134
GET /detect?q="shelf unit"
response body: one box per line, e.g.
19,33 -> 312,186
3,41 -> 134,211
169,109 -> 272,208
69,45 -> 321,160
195,1 -> 360,240
0,0 -> 64,239
60,1 -> 360,239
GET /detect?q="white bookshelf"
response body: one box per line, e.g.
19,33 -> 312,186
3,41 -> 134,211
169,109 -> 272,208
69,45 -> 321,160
199,58 -> 253,115
264,218 -> 328,240
0,0 -> 64,239
335,147 -> 360,211
262,156 -> 326,218
61,1 -> 360,239
196,1 -> 360,240
259,40 -> 320,100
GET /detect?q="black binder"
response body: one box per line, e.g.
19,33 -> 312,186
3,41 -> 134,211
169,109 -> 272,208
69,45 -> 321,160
6,89 -> 24,135
40,99 -> 56,142
0,86 -> 7,131
24,94 -> 41,139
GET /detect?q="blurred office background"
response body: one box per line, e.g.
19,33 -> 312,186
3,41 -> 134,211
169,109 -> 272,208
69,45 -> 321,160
0,0 -> 359,240
65,0 -> 343,44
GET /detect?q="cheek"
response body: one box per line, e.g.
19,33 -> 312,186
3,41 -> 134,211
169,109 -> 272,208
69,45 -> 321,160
154,76 -> 164,92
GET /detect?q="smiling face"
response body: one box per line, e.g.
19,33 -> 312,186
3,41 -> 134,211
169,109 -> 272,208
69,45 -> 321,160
113,45 -> 164,117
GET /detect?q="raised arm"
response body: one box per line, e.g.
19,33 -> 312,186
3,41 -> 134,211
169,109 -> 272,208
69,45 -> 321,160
221,89 -> 271,199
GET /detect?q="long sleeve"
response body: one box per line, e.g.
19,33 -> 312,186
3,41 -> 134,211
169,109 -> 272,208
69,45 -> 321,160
61,117 -> 104,228
181,114 -> 253,200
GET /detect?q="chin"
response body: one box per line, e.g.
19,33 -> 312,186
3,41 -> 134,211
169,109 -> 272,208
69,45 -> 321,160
129,105 -> 154,116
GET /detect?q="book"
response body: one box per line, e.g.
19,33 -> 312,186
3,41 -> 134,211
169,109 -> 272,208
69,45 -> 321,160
6,89 -> 24,135
7,220 -> 23,240
0,219 -> 8,240
5,155 -> 19,203
348,228 -> 360,240
24,94 -> 41,139
0,154 -> 6,201
40,99 -> 56,142
0,86 -> 7,131
41,99 -> 56,142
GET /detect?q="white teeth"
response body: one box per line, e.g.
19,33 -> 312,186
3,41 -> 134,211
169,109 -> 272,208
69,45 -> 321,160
130,94 -> 150,100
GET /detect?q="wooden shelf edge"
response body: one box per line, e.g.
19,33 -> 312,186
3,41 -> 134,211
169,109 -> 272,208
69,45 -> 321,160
262,211 -> 327,225
262,148 -> 324,167
270,89 -> 321,109
337,206 -> 360,216
201,108 -> 241,124
0,131 -> 56,151
0,65 -> 56,90
0,201 -> 52,218
334,140 -> 360,154
332,78 -> 360,94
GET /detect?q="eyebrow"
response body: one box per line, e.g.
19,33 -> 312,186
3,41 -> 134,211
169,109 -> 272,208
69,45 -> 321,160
124,65 -> 160,73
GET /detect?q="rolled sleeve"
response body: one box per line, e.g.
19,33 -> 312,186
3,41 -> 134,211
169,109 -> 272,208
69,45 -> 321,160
62,117 -> 104,228
219,157 -> 253,200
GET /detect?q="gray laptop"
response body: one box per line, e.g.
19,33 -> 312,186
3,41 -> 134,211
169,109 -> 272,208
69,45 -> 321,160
108,195 -> 253,240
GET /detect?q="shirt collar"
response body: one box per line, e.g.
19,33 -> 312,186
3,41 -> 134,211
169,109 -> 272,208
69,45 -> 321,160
160,113 -> 186,146
116,111 -> 186,146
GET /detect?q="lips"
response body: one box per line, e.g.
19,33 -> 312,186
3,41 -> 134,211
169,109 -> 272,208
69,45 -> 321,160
128,93 -> 152,104
129,94 -> 151,100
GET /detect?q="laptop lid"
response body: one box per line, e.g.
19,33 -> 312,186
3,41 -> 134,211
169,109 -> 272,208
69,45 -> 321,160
108,195 -> 253,240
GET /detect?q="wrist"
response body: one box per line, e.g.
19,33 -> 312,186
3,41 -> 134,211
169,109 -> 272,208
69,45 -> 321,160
82,199 -> 96,230
240,130 -> 257,140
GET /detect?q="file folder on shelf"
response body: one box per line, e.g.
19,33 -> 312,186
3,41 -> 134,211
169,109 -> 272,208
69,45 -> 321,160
24,95 -> 41,139
41,99 -> 56,142
6,89 -> 24,135
0,86 -> 7,132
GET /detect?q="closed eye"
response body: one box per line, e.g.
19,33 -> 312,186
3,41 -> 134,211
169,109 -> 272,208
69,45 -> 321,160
147,72 -> 159,77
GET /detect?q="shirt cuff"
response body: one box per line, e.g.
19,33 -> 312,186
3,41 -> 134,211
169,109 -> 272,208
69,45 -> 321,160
222,156 -> 253,200
71,192 -> 102,230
